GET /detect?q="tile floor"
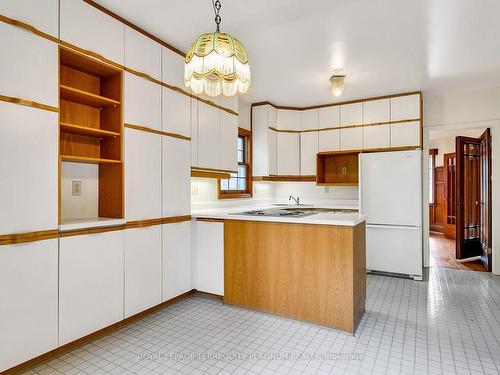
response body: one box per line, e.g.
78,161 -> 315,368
24,268 -> 500,375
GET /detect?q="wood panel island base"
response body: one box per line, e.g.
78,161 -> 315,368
224,220 -> 366,333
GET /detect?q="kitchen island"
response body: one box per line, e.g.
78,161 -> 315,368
192,206 -> 366,333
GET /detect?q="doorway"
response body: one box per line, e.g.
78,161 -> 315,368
428,128 -> 492,272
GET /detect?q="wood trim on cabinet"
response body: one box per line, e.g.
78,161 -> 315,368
124,123 -> 191,141
196,218 -> 225,223
59,225 -> 126,238
192,166 -> 238,174
0,95 -> 58,113
0,289 -> 196,375
253,175 -> 316,182
0,229 -> 59,246
191,170 -> 231,179
125,218 -> 164,229
162,215 -> 192,224
59,40 -> 124,71
0,14 -> 59,43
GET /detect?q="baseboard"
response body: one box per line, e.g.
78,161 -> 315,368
1,289 -> 197,375
194,290 -> 224,301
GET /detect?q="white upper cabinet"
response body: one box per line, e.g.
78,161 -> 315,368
391,121 -> 421,147
252,105 -> 277,176
124,72 -> 161,130
60,0 -> 124,65
59,231 -> 124,345
162,87 -> 191,137
301,109 -> 319,131
190,98 -> 199,166
268,129 -> 277,175
220,95 -> 239,114
277,109 -> 301,131
124,26 -> 161,80
268,105 -> 277,128
163,221 -> 192,301
0,23 -> 58,106
162,46 -> 185,89
301,132 -> 318,176
318,129 -> 340,152
197,101 -> 220,170
124,128 -> 161,221
162,138 -> 191,217
0,102 -> 58,235
363,99 -> 390,124
363,125 -> 390,150
391,94 -> 421,121
0,0 -> 59,37
277,132 -> 300,175
318,106 -> 339,129
124,226 -> 162,318
220,112 -> 238,172
340,127 -> 363,151
340,103 -> 363,127
0,239 -> 58,373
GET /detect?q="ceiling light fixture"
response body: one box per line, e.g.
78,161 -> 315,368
184,0 -> 251,97
330,70 -> 345,97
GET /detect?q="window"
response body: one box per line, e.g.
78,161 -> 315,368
218,128 -> 252,199
429,149 -> 438,204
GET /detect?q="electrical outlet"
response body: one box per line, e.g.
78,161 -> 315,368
72,181 -> 82,196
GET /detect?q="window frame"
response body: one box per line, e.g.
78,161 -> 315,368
429,148 -> 438,205
217,127 -> 253,199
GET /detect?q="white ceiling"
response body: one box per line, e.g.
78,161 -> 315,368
96,0 -> 500,107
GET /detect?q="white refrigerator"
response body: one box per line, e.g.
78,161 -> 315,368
359,150 -> 423,280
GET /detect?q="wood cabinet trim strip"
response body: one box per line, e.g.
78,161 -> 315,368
59,41 -> 123,71
252,175 -> 316,182
0,95 -> 58,113
1,289 -> 196,375
0,229 -> 59,246
124,123 -> 191,141
59,225 -> 126,238
196,218 -> 225,223
162,215 -> 192,224
0,14 -> 59,43
191,170 -> 231,179
125,218 -> 164,229
192,166 -> 238,174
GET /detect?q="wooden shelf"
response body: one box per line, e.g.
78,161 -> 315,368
60,122 -> 121,138
60,155 -> 122,164
317,152 -> 359,186
60,85 -> 120,108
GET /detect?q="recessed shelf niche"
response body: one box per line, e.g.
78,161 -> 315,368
316,151 -> 359,186
59,47 -> 123,223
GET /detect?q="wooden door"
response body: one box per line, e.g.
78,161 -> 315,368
443,153 -> 456,239
456,136 -> 482,260
430,166 -> 446,232
479,129 -> 492,271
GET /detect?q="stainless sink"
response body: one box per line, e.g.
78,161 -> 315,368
232,208 -> 318,218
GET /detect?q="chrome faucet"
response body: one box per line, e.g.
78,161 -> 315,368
289,195 -> 300,205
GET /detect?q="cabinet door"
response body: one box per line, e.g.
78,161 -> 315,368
0,23 -> 58,106
363,99 -> 390,124
220,112 -> 238,172
163,221 -> 192,301
162,87 -> 191,137
124,128 -> 161,220
252,105 -> 269,176
162,138 -> 191,217
220,95 -> 239,114
340,103 -> 362,127
301,109 -> 319,131
268,129 -> 277,175
318,129 -> 340,152
59,231 -> 124,345
0,0 -> 58,37
318,106 -> 339,129
0,239 -> 58,372
391,94 -> 421,121
124,72 -> 161,131
60,0 -> 124,65
162,46 -> 185,89
390,121 -> 421,147
190,98 -> 199,166
124,226 -> 162,317
0,102 -> 58,235
197,102 -> 220,169
277,109 -> 301,130
301,131 -> 318,176
340,127 -> 363,151
195,221 -> 224,295
363,125 -> 390,150
124,26 -> 161,80
277,132 -> 300,175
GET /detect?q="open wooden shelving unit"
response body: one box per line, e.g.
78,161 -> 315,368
59,47 -> 124,222
316,151 -> 359,186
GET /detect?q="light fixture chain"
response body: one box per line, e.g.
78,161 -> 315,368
212,0 -> 222,32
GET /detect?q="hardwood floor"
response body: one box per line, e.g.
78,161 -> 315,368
429,231 -> 486,272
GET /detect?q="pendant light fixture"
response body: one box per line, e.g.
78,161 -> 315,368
184,0 -> 251,97
330,70 -> 345,97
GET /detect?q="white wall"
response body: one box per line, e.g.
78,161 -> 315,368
275,183 -> 359,206
423,87 -> 500,275
61,162 -> 98,220
429,128 -> 485,166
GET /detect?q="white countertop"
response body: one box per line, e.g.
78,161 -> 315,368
59,217 -> 127,232
192,204 -> 366,227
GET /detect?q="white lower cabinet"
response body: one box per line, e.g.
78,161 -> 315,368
59,231 -> 124,345
124,226 -> 162,318
162,137 -> 191,217
390,121 -> 421,148
277,132 -> 300,175
300,131 -> 318,175
340,127 -> 363,151
0,239 -> 58,372
194,221 -> 224,295
363,124 -> 390,150
318,128 -> 340,152
163,222 -> 192,301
